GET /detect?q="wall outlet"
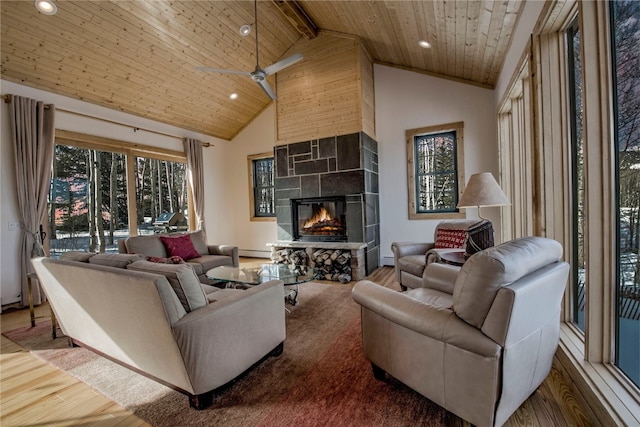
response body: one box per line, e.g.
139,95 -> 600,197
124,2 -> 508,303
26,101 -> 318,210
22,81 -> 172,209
8,222 -> 20,231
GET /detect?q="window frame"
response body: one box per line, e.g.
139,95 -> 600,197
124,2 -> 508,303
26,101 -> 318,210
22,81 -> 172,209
53,130 -> 191,236
247,152 -> 276,221
405,122 -> 465,220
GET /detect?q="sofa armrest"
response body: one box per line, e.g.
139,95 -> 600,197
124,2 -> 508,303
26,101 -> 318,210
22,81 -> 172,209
171,279 -> 285,394
207,245 -> 239,267
425,248 -> 463,265
352,280 -> 499,357
391,242 -> 434,258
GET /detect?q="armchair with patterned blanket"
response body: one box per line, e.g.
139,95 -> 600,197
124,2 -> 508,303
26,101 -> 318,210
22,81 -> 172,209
391,219 -> 482,291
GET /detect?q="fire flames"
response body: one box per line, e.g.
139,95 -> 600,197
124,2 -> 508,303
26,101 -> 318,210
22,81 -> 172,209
303,207 -> 344,233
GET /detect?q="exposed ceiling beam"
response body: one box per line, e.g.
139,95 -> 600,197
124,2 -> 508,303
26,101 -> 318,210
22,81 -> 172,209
272,0 -> 318,40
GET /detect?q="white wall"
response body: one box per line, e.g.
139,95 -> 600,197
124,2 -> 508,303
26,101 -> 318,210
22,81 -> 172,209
374,64 -> 498,265
227,104 -> 278,258
0,80 -> 230,307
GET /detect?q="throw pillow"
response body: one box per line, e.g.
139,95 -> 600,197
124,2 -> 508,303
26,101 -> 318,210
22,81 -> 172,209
88,253 -> 145,268
146,255 -> 185,264
434,228 -> 467,249
159,234 -> 200,261
126,260 -> 207,312
59,251 -> 96,263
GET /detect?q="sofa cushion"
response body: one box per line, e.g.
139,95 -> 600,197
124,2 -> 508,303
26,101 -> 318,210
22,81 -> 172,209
204,288 -> 244,303
435,228 -> 467,248
405,287 -> 453,309
188,230 -> 209,256
125,235 -> 168,258
452,236 -> 563,328
187,254 -> 235,276
127,260 -> 207,312
160,234 -> 200,261
60,251 -> 96,263
89,253 -> 145,268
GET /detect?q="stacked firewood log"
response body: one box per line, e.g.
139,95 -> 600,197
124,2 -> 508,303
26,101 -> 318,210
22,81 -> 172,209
270,247 -> 352,283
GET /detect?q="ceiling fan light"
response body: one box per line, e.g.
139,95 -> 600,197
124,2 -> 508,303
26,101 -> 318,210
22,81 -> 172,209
239,24 -> 251,36
35,0 -> 57,15
418,40 -> 432,49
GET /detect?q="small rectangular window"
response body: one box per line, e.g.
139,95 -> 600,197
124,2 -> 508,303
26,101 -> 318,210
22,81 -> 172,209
406,122 -> 465,219
248,153 -> 275,220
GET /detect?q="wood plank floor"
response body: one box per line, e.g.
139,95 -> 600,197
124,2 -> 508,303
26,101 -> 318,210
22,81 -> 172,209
1,263 -> 591,427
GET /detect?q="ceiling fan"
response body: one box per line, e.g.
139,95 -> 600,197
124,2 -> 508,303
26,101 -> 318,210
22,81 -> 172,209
196,0 -> 303,100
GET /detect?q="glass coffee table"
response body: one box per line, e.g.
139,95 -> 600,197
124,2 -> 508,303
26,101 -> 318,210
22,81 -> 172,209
206,263 -> 315,305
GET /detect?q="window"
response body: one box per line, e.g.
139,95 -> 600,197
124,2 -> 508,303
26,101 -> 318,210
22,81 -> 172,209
132,157 -> 188,234
406,122 -> 465,219
48,131 -> 189,257
567,18 -> 586,332
611,0 -> 640,388
248,153 -> 275,220
49,145 -> 129,255
499,1 -> 640,421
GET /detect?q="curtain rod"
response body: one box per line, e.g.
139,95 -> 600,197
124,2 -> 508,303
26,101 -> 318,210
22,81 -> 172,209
2,94 -> 212,147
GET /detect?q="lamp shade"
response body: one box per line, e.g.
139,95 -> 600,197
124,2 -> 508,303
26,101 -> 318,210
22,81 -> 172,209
457,172 -> 510,208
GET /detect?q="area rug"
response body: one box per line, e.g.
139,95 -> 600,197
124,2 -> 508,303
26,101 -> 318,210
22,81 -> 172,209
4,279 -> 454,427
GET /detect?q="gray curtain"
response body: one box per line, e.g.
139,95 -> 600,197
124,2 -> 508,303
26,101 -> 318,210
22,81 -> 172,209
184,138 -> 206,232
9,95 -> 55,306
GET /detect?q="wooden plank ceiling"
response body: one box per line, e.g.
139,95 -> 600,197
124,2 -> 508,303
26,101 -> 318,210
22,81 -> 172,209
1,1 -> 523,140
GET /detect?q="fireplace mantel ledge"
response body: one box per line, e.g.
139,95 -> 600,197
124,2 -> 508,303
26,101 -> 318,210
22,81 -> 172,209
267,241 -> 367,250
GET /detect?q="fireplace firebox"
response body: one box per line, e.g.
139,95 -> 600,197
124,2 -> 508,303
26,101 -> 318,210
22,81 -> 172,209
291,196 -> 347,242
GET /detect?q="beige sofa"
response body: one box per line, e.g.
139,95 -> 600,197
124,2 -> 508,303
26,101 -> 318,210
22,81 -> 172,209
32,253 -> 285,409
353,237 -> 569,427
118,230 -> 239,283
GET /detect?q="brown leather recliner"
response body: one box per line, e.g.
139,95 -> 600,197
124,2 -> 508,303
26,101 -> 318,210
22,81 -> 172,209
391,219 -> 481,290
353,236 -> 570,427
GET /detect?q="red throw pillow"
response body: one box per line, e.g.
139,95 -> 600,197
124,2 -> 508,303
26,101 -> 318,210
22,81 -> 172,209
434,228 -> 467,249
159,235 -> 200,261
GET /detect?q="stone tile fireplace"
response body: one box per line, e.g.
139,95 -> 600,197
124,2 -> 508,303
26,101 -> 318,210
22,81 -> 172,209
272,132 -> 380,279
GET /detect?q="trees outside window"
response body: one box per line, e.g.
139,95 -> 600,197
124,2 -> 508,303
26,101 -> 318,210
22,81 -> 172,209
49,137 -> 189,257
49,145 -> 129,255
567,18 -> 586,332
406,122 -> 465,219
611,0 -> 640,388
133,157 -> 188,232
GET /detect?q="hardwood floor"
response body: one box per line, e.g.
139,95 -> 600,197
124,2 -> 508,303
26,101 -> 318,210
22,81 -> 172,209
1,303 -> 150,427
1,263 -> 591,427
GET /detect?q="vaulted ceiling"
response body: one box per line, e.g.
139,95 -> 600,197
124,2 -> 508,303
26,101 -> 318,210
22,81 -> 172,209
1,1 -> 523,140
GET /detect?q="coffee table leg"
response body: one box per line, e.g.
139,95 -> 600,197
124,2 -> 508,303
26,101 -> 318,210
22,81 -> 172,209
285,284 -> 299,305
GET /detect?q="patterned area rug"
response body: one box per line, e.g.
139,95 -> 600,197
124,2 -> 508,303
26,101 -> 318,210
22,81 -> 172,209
4,280 -> 451,427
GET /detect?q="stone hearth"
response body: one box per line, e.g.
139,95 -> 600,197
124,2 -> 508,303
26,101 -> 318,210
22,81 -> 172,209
268,241 -> 367,282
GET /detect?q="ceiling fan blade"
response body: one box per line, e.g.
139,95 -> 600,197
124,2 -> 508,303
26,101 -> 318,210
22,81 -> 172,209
256,79 -> 277,100
195,67 -> 252,77
263,53 -> 303,76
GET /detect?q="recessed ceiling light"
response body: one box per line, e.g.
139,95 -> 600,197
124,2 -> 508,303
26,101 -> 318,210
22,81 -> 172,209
229,93 -> 239,100
239,24 -> 251,37
418,40 -> 432,49
34,0 -> 57,15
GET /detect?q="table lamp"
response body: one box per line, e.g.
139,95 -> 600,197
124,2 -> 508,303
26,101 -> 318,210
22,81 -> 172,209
457,172 -> 510,255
